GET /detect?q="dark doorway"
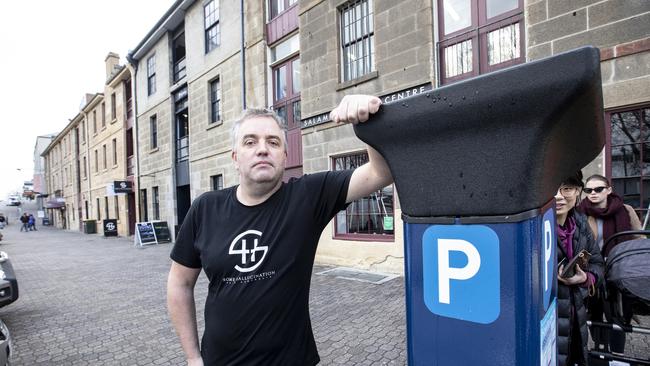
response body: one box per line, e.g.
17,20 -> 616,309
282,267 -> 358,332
176,185 -> 191,236
127,192 -> 136,235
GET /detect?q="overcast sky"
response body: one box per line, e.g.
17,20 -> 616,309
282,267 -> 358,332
0,0 -> 176,199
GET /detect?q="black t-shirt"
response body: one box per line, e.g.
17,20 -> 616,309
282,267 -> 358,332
171,171 -> 353,366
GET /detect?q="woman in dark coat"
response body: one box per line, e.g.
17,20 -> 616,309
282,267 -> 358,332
555,172 -> 604,366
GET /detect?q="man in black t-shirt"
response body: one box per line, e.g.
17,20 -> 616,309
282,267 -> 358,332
167,95 -> 392,366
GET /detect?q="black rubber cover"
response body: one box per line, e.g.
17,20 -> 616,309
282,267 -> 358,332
354,46 -> 605,218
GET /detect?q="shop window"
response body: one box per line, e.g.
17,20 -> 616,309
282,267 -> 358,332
607,105 -> 650,219
332,152 -> 394,240
438,0 -> 523,84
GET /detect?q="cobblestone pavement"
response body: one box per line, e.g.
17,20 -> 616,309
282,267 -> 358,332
0,206 -> 647,365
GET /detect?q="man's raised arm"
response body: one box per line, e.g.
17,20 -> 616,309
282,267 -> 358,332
330,95 -> 393,203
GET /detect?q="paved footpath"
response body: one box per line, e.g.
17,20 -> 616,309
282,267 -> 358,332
0,211 -> 647,365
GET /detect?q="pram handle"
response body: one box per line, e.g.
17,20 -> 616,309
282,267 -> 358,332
603,230 -> 650,248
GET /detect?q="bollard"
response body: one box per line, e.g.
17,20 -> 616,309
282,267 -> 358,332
354,46 -> 604,365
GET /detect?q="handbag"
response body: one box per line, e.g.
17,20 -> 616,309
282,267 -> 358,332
560,249 -> 591,279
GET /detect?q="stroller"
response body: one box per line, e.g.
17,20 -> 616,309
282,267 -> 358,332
588,230 -> 650,366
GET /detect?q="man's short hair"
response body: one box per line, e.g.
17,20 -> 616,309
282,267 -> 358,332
231,108 -> 288,151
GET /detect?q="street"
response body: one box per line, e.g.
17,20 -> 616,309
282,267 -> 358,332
0,201 -> 406,365
0,201 -> 648,365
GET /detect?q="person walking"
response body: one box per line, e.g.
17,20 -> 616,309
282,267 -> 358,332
28,214 -> 37,231
555,171 -> 604,366
19,213 -> 29,232
0,214 -> 6,229
578,174 -> 642,354
167,95 -> 391,366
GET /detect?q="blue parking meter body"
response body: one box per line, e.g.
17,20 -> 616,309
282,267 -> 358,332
353,47 -> 605,365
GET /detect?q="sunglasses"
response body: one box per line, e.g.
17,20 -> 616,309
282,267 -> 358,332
583,186 -> 608,194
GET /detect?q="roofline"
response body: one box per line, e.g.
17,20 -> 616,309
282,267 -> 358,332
127,0 -> 194,62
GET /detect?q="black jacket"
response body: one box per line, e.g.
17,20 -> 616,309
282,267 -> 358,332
557,210 -> 604,366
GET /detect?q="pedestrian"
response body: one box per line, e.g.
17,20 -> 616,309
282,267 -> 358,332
0,214 -> 5,229
20,213 -> 29,232
167,95 -> 391,366
577,174 -> 642,353
555,171 -> 604,366
28,214 -> 37,231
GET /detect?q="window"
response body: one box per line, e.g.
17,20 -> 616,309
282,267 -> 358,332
172,30 -> 186,82
93,111 -> 97,134
105,196 -> 109,219
140,189 -> 148,222
111,93 -> 117,120
269,0 -> 298,19
94,150 -> 99,172
101,102 -> 106,127
112,138 -> 118,166
102,144 -> 107,170
147,55 -> 156,96
174,87 -> 189,163
83,156 -> 87,178
607,106 -> 650,219
81,120 -> 86,143
96,198 -> 101,220
339,0 -> 375,82
114,196 -> 119,220
204,1 -> 220,53
211,174 -> 223,191
150,115 -> 158,149
332,152 -> 394,239
85,200 -> 89,220
438,0 -> 523,84
210,78 -> 221,123
152,186 -> 160,220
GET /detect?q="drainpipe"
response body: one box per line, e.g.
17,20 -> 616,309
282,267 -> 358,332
126,57 -> 141,224
82,110 -> 92,226
241,0 -> 247,109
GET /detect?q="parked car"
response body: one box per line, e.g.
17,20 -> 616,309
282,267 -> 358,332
0,318 -> 12,365
0,252 -> 18,307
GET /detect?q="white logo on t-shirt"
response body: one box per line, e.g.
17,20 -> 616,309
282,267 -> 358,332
229,230 -> 269,273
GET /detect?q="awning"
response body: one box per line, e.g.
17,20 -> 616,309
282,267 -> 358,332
45,200 -> 65,209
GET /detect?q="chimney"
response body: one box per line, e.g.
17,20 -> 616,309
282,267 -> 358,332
105,52 -> 120,80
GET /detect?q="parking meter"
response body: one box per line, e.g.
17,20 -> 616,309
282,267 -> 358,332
354,47 -> 604,365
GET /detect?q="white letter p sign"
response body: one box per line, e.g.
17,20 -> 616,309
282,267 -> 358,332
438,239 -> 481,304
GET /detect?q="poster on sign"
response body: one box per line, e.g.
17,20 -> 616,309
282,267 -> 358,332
135,222 -> 158,247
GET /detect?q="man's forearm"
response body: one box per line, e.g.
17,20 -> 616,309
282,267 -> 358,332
168,284 -> 202,361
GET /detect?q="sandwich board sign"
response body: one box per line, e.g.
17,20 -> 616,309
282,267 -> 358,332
135,222 -> 158,247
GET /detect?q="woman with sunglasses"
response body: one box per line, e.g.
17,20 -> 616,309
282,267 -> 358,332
555,172 -> 604,366
577,174 -> 642,354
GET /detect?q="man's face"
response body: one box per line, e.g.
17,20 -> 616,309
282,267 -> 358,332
232,116 -> 287,186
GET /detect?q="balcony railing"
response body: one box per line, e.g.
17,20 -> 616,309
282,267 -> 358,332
173,58 -> 186,83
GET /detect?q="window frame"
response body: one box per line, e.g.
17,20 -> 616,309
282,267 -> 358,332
268,0 -> 298,20
209,78 -> 221,124
101,102 -> 106,127
150,115 -> 158,149
605,103 -> 650,219
211,174 -> 224,191
437,0 -> 524,85
111,93 -> 117,121
152,186 -> 160,221
147,55 -> 157,96
331,152 -> 395,242
338,0 -> 376,83
204,0 -> 220,53
112,138 -> 118,166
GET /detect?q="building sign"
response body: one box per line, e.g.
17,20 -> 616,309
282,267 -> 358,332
113,181 -> 133,194
300,82 -> 433,129
103,219 -> 118,237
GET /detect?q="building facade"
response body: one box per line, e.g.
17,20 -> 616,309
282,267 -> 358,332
42,0 -> 649,273
43,54 -> 137,236
128,0 -> 267,238
297,0 -> 650,272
